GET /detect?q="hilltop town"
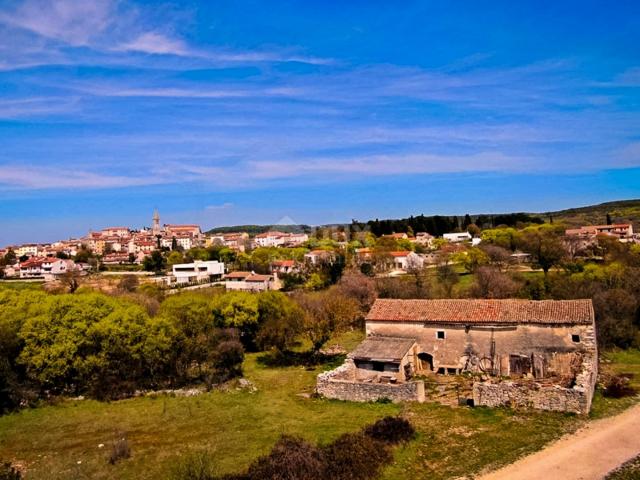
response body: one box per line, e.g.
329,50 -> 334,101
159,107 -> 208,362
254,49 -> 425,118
1,207 -> 638,292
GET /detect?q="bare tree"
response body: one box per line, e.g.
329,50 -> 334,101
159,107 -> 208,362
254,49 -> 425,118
470,266 -> 521,299
481,244 -> 512,271
59,269 -> 82,293
335,270 -> 378,313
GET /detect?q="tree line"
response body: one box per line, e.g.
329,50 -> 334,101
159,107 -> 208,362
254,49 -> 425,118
352,212 -> 543,237
0,272 -> 374,414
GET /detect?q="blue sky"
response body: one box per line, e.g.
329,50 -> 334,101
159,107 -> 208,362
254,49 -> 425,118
1,0 -> 639,245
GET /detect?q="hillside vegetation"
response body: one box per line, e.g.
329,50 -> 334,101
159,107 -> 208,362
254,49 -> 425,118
204,199 -> 640,235
545,199 -> 640,228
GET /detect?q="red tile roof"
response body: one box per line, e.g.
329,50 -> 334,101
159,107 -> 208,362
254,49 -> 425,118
246,274 -> 273,282
225,271 -> 252,279
390,251 -> 411,257
366,299 -> 594,325
272,260 -> 295,267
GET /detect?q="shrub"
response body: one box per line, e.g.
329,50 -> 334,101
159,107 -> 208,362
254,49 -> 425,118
246,435 -> 325,480
363,416 -> 416,444
0,461 -> 21,480
212,339 -> 244,382
323,432 -> 391,480
109,434 -> 131,465
603,374 -> 637,398
169,451 -> 218,480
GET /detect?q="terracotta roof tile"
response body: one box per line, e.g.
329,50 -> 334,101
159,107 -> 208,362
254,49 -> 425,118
225,271 -> 251,279
366,299 -> 594,325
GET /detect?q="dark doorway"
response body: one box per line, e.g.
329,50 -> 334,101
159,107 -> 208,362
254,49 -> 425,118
509,354 -> 532,376
418,352 -> 434,371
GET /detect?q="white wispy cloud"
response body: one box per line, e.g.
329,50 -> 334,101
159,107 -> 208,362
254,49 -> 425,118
0,0 -> 114,46
0,0 -> 334,67
116,31 -> 190,56
0,165 -> 169,189
205,202 -> 234,210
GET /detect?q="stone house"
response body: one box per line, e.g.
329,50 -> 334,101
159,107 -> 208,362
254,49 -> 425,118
318,298 -> 598,414
348,336 -> 419,383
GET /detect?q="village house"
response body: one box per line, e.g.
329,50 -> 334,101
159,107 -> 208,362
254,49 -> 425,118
304,249 -> 334,265
318,298 -> 598,414
102,252 -> 132,265
382,232 -> 409,240
171,260 -> 225,285
253,231 -> 309,248
270,259 -> 298,275
565,223 -> 634,241
283,232 -> 309,246
224,271 -> 281,291
253,231 -> 288,248
164,224 -> 202,239
18,257 -> 44,278
41,258 -> 82,281
355,247 -> 374,262
412,232 -> 435,248
15,244 -> 41,258
206,232 -> 250,252
389,251 -> 425,271
443,232 -> 472,243
101,227 -> 131,238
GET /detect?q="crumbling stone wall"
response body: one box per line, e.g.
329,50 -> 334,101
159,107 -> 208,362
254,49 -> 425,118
473,350 -> 598,414
316,360 -> 425,403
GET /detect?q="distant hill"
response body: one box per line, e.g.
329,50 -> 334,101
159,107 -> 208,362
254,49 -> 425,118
206,224 -> 312,235
204,199 -> 640,237
543,199 -> 640,228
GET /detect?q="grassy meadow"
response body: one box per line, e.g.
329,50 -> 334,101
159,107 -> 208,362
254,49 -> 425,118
1,329 -> 638,480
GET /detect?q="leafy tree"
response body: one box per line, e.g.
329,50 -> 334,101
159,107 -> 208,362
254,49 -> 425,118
18,293 -> 174,397
2,249 -> 16,266
167,251 -> 184,266
516,225 -> 567,274
452,247 -> 489,273
255,292 -> 303,352
143,251 -> 167,273
210,291 -> 260,349
467,223 -> 481,236
160,293 -> 215,380
436,263 -> 459,298
480,227 -> 519,251
74,247 -> 93,263
295,290 -> 360,354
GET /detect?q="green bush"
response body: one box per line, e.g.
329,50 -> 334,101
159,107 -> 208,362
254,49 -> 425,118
363,416 -> 416,444
246,435 -> 325,480
323,432 -> 391,480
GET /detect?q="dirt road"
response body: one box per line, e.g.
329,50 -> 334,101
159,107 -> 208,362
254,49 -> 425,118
478,403 -> 640,480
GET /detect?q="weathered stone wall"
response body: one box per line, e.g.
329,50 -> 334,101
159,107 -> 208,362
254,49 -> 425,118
473,348 -> 598,415
316,361 -> 425,403
366,321 -> 595,374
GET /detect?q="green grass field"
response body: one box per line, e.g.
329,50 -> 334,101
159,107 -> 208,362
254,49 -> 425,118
1,341 -> 638,480
0,281 -> 43,291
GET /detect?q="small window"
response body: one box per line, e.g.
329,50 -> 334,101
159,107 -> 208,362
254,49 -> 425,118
436,330 -> 446,340
571,334 -> 581,343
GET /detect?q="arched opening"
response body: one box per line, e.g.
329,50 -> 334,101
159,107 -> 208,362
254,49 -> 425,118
417,352 -> 434,372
